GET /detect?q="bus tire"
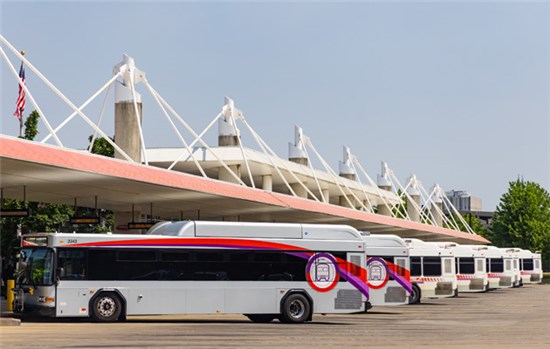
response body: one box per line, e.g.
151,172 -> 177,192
91,292 -> 122,322
409,284 -> 421,304
280,293 -> 311,324
245,314 -> 276,323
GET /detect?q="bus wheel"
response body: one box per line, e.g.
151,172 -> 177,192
280,293 -> 311,323
245,314 -> 276,323
409,284 -> 421,304
91,293 -> 122,322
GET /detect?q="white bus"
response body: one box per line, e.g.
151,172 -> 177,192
517,249 -> 543,284
13,221 -> 369,323
404,238 -> 457,304
464,245 -> 514,289
499,248 -> 522,287
361,233 -> 411,306
427,242 -> 488,293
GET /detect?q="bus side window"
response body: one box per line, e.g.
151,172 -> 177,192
410,257 -> 422,277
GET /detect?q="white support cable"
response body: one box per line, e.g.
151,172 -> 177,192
441,198 -> 462,231
128,71 -> 148,165
415,183 -> 437,226
42,72 -> 120,144
442,195 -> 476,234
304,138 -> 366,210
238,118 -> 298,196
0,36 -> 134,162
143,81 -> 207,178
244,124 -> 300,197
146,83 -> 246,186
88,82 -> 113,153
239,118 -> 322,200
0,46 -> 63,147
385,170 -> 413,220
228,111 -> 255,189
301,145 -> 327,203
167,112 -> 223,171
348,160 -> 375,212
351,158 -> 396,215
418,187 -> 439,226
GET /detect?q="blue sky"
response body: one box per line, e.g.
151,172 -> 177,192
1,1 -> 548,210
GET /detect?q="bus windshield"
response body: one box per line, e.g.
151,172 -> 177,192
16,248 -> 54,286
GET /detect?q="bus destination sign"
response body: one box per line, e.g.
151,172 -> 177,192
0,208 -> 30,218
70,216 -> 100,224
127,222 -> 155,229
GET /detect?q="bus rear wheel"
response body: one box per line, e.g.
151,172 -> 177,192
245,314 -> 276,323
280,293 -> 311,323
91,293 -> 122,322
409,284 -> 421,304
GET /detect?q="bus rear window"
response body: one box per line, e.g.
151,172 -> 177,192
522,259 -> 534,271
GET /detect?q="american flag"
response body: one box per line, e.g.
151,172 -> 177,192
13,61 -> 26,121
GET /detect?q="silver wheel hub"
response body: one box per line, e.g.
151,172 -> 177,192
289,299 -> 305,318
97,297 -> 116,318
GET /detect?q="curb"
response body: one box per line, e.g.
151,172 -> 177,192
0,317 -> 21,326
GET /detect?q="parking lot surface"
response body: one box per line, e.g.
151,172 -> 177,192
1,284 -> 549,348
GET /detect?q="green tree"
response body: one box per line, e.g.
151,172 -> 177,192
489,180 -> 550,262
21,110 -> 40,141
444,212 -> 486,235
88,135 -> 114,157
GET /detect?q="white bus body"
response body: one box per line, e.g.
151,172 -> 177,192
464,245 -> 515,289
361,234 -> 411,306
427,242 -> 488,293
14,221 -> 369,323
517,249 -> 542,284
404,238 -> 457,304
499,248 -> 522,287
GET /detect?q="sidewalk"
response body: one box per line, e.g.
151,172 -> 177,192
0,296 -> 21,326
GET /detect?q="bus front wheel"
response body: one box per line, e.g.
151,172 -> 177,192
409,284 -> 421,304
280,293 -> 311,323
91,293 -> 123,322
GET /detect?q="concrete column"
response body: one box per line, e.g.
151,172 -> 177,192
407,193 -> 421,222
339,146 -> 356,181
290,183 -> 308,198
289,126 -> 308,166
112,55 -> 145,233
431,201 -> 443,226
261,175 -> 273,191
219,164 -> 241,184
289,157 -> 308,166
219,97 -> 240,146
321,189 -> 330,203
363,200 -> 372,212
114,99 -> 142,162
339,195 -> 357,209
339,173 -> 356,181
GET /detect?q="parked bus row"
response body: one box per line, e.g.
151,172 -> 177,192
11,221 -> 543,323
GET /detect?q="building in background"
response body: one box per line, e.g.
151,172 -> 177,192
445,190 -> 482,213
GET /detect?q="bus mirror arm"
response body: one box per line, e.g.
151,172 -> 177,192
56,267 -> 65,283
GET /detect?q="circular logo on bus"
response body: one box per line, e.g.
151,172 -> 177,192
366,257 -> 389,289
306,253 -> 340,292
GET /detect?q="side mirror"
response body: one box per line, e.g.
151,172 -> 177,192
56,267 -> 65,279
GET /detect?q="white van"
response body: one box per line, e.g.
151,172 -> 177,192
361,233 -> 411,306
428,242 -> 488,292
404,238 -> 458,304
